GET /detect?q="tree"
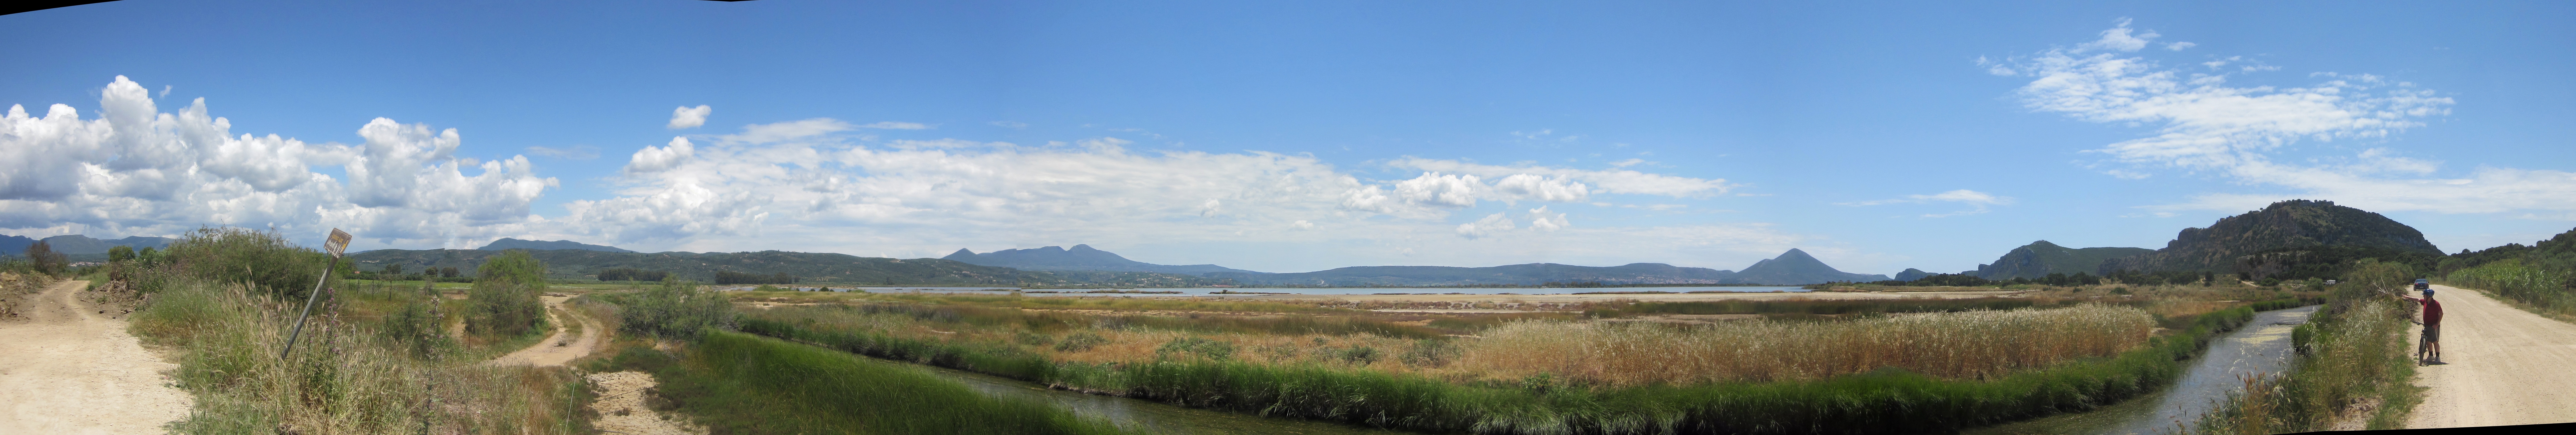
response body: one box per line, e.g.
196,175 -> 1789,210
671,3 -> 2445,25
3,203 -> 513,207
107,245 -> 135,262
24,241 -> 64,275
382,263 -> 404,276
465,250 -> 548,338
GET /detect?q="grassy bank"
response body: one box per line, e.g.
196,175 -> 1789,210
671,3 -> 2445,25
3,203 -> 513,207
124,228 -> 589,434
2181,260 -> 2424,433
586,331 -> 1138,435
741,300 -> 2269,434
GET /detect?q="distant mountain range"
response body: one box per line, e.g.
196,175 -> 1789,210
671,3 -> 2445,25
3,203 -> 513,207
1964,240 -> 2153,280
0,234 -> 176,255
1193,247 -> 1881,286
942,245 -> 1264,275
2104,200 -> 2442,274
478,238 -> 635,253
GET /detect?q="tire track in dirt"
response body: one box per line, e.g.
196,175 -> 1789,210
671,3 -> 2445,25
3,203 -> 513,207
487,294 -> 603,367
2406,285 -> 2576,428
0,280 -> 193,434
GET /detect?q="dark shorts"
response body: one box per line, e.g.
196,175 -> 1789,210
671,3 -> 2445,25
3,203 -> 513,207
2423,326 -> 2440,342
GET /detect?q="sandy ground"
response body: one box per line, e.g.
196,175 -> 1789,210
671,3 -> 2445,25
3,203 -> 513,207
0,280 -> 194,434
2405,284 -> 2576,428
586,371 -> 704,435
487,295 -> 603,367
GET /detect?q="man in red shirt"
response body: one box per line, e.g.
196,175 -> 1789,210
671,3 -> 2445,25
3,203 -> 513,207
2401,287 -> 2444,364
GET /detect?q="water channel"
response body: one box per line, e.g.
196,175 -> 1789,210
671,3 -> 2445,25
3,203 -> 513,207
1968,305 -> 2319,435
912,363 -> 1418,435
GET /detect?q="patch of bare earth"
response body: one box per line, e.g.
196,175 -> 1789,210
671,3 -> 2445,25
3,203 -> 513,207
586,371 -> 703,435
488,294 -> 604,367
0,280 -> 193,434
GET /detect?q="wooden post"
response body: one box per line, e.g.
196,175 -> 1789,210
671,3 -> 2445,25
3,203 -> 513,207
281,228 -> 352,360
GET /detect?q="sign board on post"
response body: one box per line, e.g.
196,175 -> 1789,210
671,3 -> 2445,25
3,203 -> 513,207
324,229 -> 352,258
282,228 -> 350,359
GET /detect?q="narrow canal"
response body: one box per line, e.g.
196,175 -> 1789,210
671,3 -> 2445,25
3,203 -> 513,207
913,363 -> 1418,435
1969,305 -> 2319,435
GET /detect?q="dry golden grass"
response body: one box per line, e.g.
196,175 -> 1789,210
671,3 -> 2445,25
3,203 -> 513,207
1454,304 -> 2157,386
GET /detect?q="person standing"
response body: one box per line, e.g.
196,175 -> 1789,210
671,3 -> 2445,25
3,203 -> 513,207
2401,284 -> 2444,364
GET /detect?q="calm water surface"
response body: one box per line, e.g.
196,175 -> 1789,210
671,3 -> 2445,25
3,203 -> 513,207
1969,305 -> 2318,435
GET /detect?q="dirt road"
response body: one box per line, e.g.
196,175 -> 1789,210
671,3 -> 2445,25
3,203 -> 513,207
0,280 -> 194,434
2406,284 -> 2576,428
487,294 -> 603,367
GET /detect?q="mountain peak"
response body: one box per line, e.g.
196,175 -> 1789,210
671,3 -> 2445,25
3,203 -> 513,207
1733,248 -> 1888,285
2104,199 -> 2436,274
941,243 -> 1266,275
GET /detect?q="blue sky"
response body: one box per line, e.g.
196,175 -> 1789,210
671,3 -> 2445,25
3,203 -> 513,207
4,0 -> 2572,275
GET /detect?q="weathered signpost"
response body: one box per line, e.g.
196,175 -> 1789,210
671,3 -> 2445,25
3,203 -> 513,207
281,228 -> 353,359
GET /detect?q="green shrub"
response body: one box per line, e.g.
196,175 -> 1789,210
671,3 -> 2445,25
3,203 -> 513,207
1156,337 -> 1235,360
1054,332 -> 1108,352
611,279 -> 735,339
161,227 -> 339,298
466,250 -> 548,338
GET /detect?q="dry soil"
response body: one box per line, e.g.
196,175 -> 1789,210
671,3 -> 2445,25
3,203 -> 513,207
0,280 -> 194,434
487,294 -> 604,367
2405,284 -> 2576,428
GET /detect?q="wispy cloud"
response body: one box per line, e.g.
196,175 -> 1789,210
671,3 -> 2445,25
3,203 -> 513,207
1993,21 -> 2576,216
524,145 -> 599,160
858,121 -> 931,130
1841,189 -> 2014,217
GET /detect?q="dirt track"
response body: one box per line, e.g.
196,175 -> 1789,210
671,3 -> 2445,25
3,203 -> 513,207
0,280 -> 193,434
2406,285 -> 2576,428
486,295 -> 603,367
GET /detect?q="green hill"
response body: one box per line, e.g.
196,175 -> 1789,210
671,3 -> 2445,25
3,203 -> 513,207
2103,200 -> 2441,275
344,249 -> 1226,287
1967,241 -> 2152,280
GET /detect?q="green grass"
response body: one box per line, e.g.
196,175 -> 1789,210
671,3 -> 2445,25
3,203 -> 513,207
1586,297 -> 2055,318
591,331 -> 1139,435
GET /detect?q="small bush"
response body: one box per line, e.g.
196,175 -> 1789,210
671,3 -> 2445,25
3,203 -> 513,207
1156,337 -> 1235,360
1055,332 -> 1109,352
614,279 -> 736,339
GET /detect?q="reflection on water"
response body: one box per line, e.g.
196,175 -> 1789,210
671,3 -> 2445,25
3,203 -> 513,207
914,363 -> 1416,435
1969,305 -> 2317,435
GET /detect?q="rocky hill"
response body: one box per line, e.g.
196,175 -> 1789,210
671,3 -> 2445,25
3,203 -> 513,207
1732,249 -> 1891,284
2102,200 -> 2441,274
942,244 -> 1265,275
1966,240 -> 2152,280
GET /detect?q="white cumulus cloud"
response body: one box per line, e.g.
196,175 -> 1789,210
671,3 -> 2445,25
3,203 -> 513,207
668,105 -> 711,129
0,76 -> 556,246
1455,213 -> 1516,239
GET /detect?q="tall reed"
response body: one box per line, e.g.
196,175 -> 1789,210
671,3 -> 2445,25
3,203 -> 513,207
617,331 -> 1140,434
2447,258 -> 2576,317
1463,304 -> 2154,385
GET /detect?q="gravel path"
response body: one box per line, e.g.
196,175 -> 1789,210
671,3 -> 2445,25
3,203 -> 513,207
486,294 -> 604,367
2406,284 -> 2576,428
0,280 -> 194,434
